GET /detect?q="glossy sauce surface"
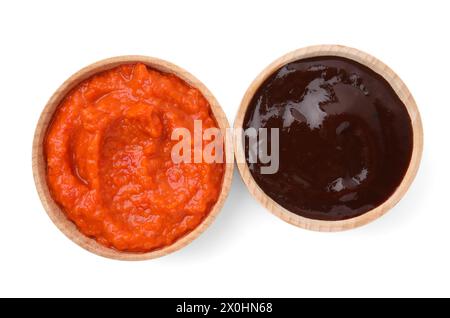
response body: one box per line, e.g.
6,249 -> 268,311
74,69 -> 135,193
243,56 -> 413,220
45,63 -> 224,252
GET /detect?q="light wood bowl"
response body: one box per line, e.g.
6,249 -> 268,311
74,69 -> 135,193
234,45 -> 423,231
32,56 -> 234,260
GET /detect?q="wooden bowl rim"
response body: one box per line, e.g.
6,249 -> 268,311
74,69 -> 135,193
32,55 -> 234,260
234,44 -> 423,231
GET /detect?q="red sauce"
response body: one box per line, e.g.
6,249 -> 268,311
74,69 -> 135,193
45,63 -> 224,252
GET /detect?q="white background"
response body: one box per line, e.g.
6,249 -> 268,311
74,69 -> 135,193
0,0 -> 448,297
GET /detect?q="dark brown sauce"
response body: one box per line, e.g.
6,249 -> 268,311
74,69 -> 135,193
243,56 -> 413,221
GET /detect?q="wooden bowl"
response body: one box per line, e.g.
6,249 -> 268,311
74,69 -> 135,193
234,45 -> 423,231
32,56 -> 234,260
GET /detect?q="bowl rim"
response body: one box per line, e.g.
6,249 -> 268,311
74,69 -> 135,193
32,55 -> 234,260
233,44 -> 423,231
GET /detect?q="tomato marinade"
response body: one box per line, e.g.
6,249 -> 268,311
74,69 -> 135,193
45,63 -> 224,252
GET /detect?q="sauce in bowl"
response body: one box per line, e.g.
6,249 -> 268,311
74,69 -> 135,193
243,56 -> 413,221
